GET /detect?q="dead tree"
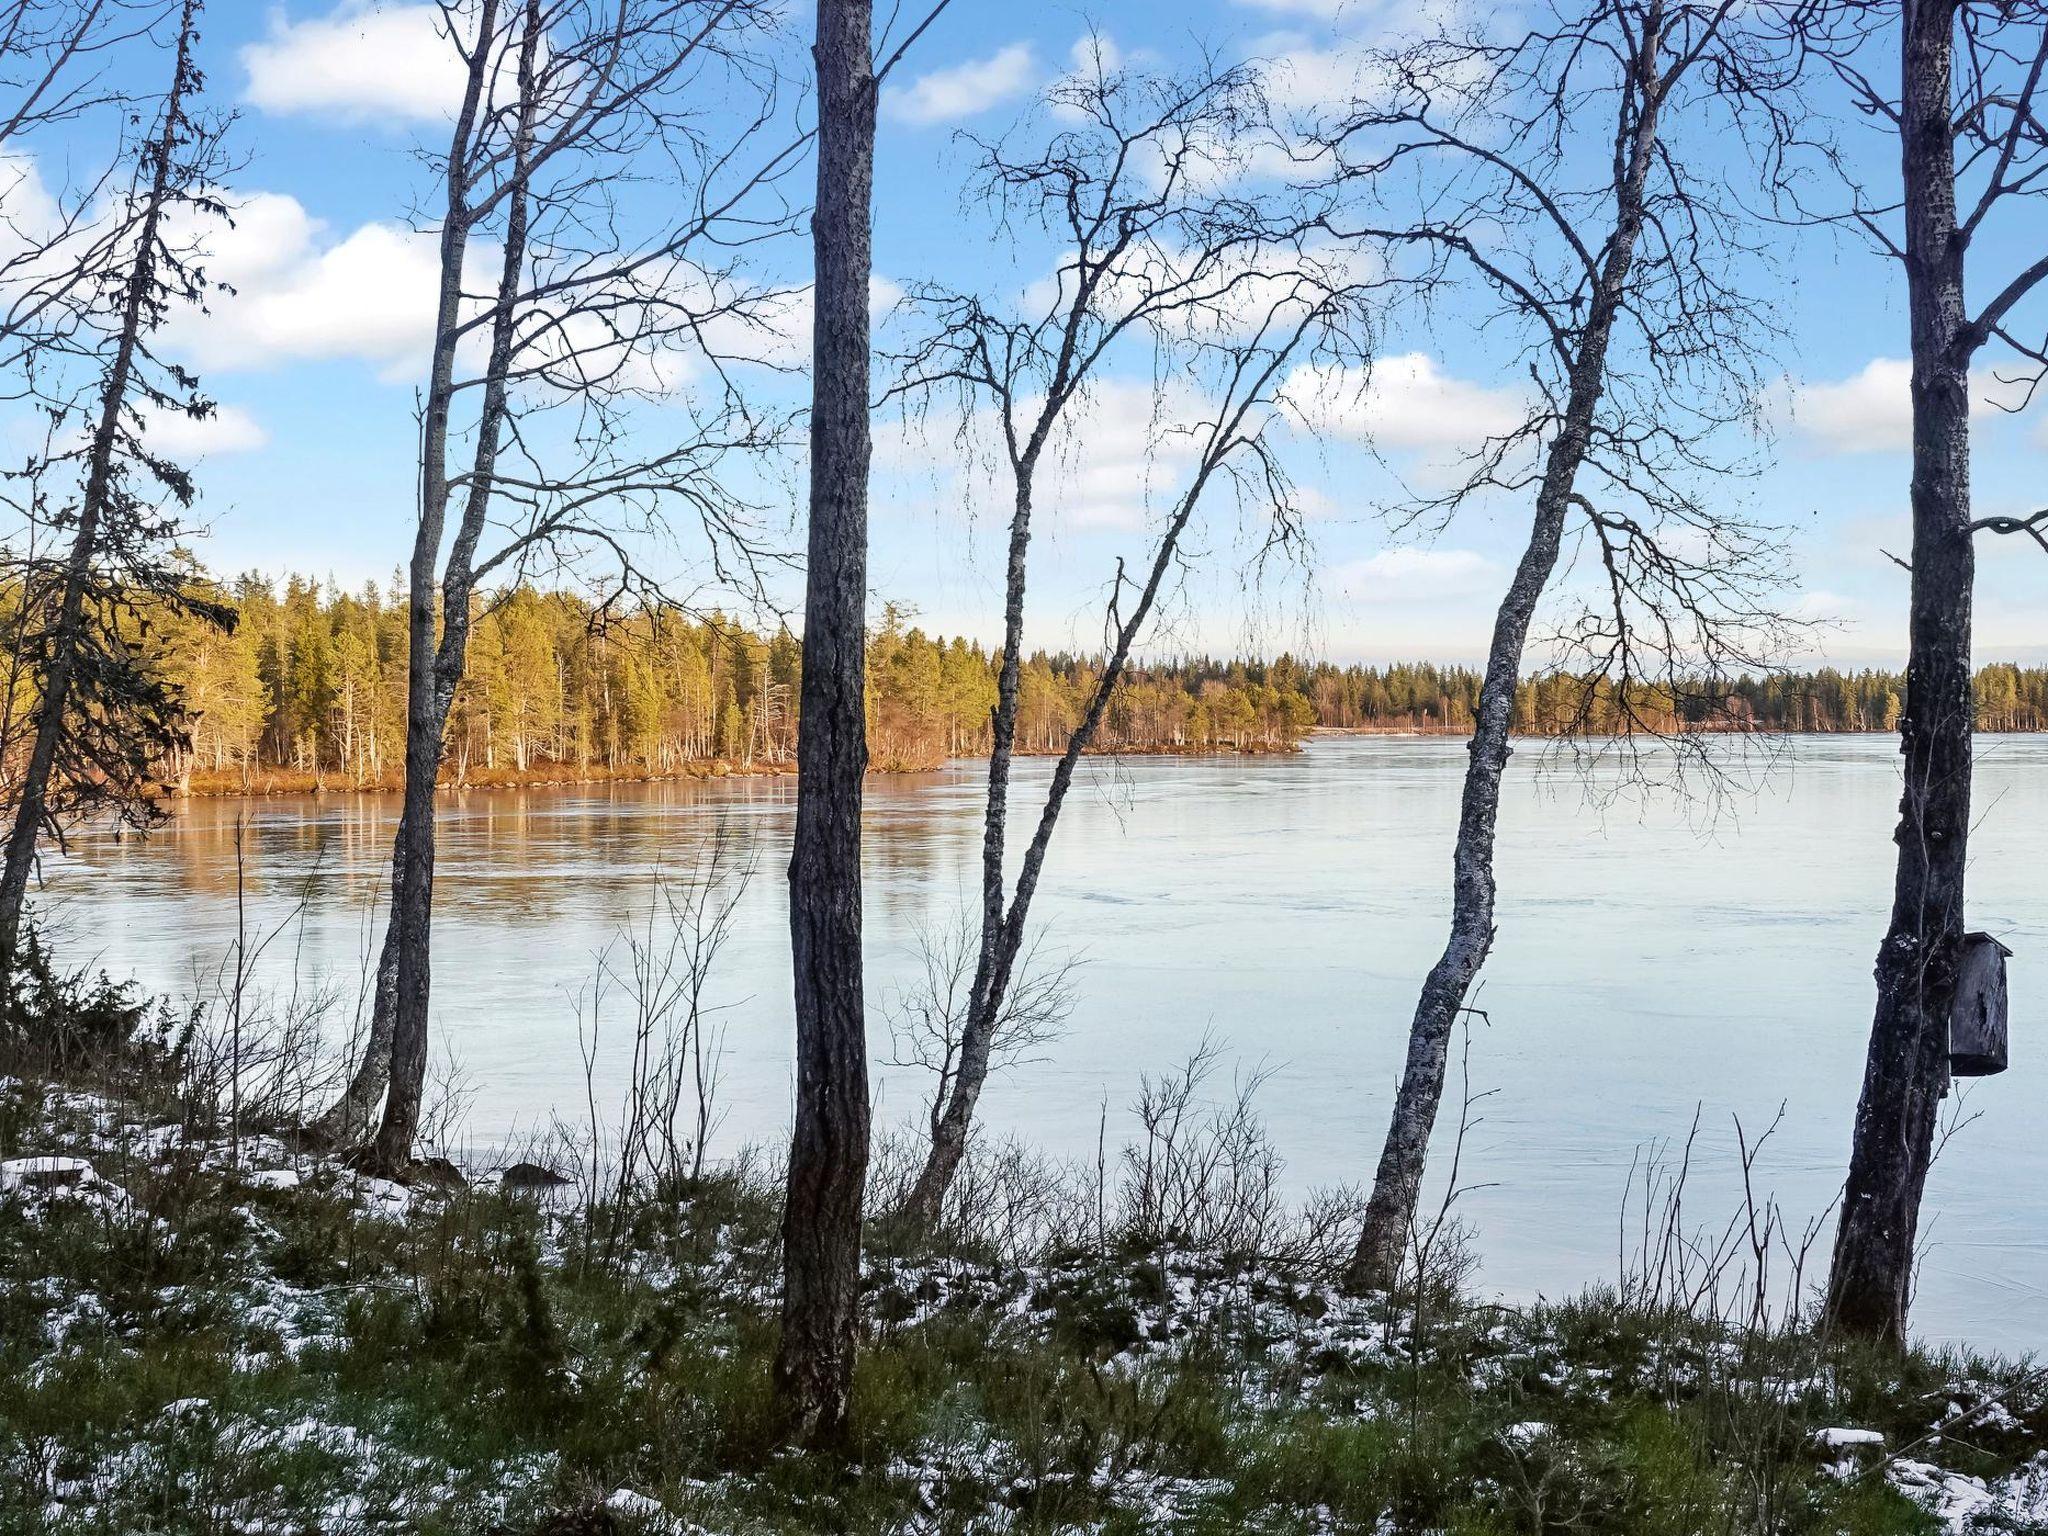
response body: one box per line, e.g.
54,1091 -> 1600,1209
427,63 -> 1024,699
1803,0 -> 2048,1346
307,0 -> 796,1171
886,53 -> 1373,1228
1321,0 -> 1809,1292
0,0 -> 233,985
0,0 -> 176,377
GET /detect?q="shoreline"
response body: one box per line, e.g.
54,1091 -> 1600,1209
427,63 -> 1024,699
163,725 -> 2048,800
169,740 -> 1306,800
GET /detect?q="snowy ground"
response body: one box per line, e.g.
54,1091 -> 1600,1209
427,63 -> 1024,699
3,1074 -> 2045,1534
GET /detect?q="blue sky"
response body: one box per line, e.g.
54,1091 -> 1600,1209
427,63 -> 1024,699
24,0 -> 2048,666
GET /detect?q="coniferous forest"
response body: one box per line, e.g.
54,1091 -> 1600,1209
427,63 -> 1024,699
83,570 -> 2048,794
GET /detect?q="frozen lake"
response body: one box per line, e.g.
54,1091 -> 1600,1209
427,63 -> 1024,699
36,733 -> 2048,1352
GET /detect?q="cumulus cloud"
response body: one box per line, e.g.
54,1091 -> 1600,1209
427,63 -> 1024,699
1037,377 -> 1206,530
1252,4 -> 1487,115
882,42 -> 1037,126
1283,353 -> 1527,452
708,273 -> 904,373
0,163 -> 441,387
0,152 -> 60,250
1772,357 -> 2038,454
241,3 -> 464,124
1254,30 -> 1393,113
160,187 -> 832,392
161,192 -> 447,377
879,375 -> 1215,534
1771,359 -> 1910,454
1016,237 -> 1373,347
1789,588 -> 1860,625
142,402 -> 268,457
1325,546 -> 1497,603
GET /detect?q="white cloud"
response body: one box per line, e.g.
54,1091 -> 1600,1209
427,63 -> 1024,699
1789,588 -> 1860,624
880,375 -> 1212,533
1253,7 -> 1486,114
1235,0 -> 1357,16
1070,34 -> 1123,74
1044,35 -> 1129,126
1283,353 -> 1527,452
1018,237 -> 1372,346
1773,357 -> 2038,454
1326,546 -> 1497,602
162,191 -> 448,377
1039,377 -> 1205,530
1255,32 -> 1380,113
0,152 -> 60,250
883,42 -> 1037,127
165,188 -> 830,392
241,3 -> 464,124
0,165 -> 441,388
1773,359 -> 1909,454
143,402 -> 268,457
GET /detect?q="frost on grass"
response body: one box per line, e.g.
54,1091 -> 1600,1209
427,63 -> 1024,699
4,1073 -> 2046,1534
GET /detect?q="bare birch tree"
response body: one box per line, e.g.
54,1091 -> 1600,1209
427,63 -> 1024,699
1321,0 -> 1809,1291
1798,0 -> 2048,1346
886,53 -> 1375,1228
309,0 -> 797,1172
0,0 -> 233,986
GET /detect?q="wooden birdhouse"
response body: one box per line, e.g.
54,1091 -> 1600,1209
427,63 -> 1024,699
1949,932 -> 2012,1078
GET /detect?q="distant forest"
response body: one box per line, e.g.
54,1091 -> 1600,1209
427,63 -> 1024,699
131,575 -> 2048,792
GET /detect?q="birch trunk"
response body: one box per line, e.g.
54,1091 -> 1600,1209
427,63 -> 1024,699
1347,23 -> 1666,1291
364,6 -> 536,1176
898,470 -> 1037,1225
306,883 -> 400,1145
325,0 -> 511,1171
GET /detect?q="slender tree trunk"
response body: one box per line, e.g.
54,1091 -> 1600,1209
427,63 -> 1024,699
1345,486 -> 1571,1290
366,655 -> 449,1172
306,871 -> 401,1145
907,445 -> 1243,1221
775,0 -> 874,1449
321,0 -> 533,1171
1826,0 -> 1971,1347
1347,30 -> 1665,1291
364,30 -> 534,1172
899,473 -> 1036,1224
0,4 -> 195,981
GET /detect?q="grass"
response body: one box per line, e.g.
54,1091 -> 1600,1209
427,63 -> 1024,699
0,1056 -> 2043,1533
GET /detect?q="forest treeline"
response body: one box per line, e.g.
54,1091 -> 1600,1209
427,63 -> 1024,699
124,573 -> 2048,791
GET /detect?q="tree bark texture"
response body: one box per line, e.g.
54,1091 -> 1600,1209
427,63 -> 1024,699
306,898 -> 400,1145
1826,0 -> 1972,1347
899,468 -> 1038,1225
774,0 -> 875,1450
